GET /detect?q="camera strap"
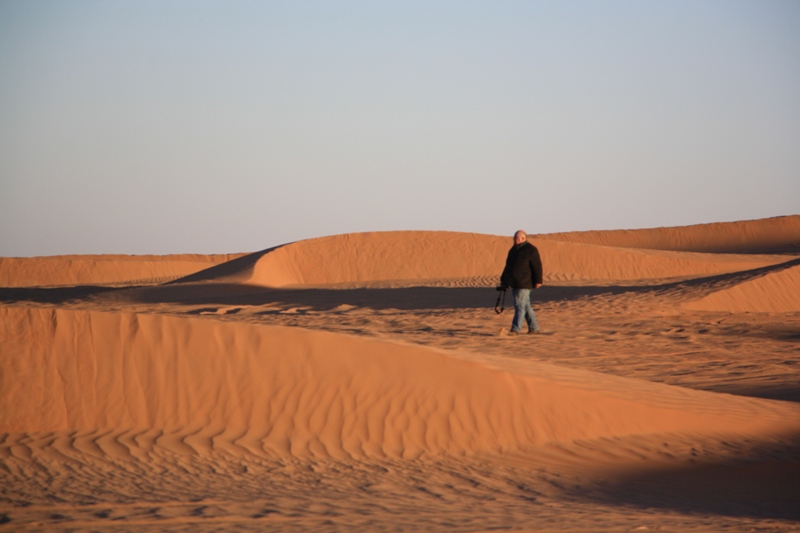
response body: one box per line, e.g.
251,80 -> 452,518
494,290 -> 506,314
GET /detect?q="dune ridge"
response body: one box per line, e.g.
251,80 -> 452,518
2,306 -> 797,461
538,215 -> 800,254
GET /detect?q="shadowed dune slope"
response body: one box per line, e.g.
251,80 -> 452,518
685,264 -> 800,313
2,307 -> 797,460
538,215 -> 800,254
176,231 -> 792,287
0,253 -> 244,288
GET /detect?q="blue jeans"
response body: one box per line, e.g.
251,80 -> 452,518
511,288 -> 539,333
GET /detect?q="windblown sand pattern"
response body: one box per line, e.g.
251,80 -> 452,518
1,216 -> 799,531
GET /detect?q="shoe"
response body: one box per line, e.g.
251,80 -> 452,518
528,330 -> 541,335
508,330 -> 520,336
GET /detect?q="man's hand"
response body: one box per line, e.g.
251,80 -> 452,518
535,283 -> 542,289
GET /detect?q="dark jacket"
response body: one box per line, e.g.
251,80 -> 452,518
501,242 -> 543,289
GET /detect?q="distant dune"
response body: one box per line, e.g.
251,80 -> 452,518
0,253 -> 244,288
174,220 -> 797,287
538,215 -> 800,254
4,217 -> 797,289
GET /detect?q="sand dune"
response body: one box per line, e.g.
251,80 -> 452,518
0,253 -> 243,288
2,216 -> 799,531
6,217 -> 796,289
685,262 -> 800,313
539,215 -> 800,254
2,306 -> 797,462
174,231 -> 793,288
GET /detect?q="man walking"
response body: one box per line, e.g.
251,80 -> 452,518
500,230 -> 543,335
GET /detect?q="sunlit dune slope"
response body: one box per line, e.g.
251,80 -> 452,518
538,215 -> 800,254
0,253 -> 244,288
176,230 -> 792,287
2,307 -> 797,460
685,263 -> 800,313
5,217 -> 795,289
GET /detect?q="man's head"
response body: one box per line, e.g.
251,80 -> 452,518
514,230 -> 527,246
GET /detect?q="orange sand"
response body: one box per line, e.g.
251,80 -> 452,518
3,307 -> 794,458
174,231 -> 792,287
0,253 -> 243,288
540,214 -> 800,253
1,216 -> 799,531
685,262 -> 800,313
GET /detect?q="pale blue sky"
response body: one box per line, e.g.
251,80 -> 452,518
1,0 -> 798,256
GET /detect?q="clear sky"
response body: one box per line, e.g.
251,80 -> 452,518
1,0 -> 798,256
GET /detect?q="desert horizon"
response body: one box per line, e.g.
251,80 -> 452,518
1,215 -> 799,531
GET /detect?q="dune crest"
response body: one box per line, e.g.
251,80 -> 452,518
2,306 -> 797,461
538,215 -> 800,254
